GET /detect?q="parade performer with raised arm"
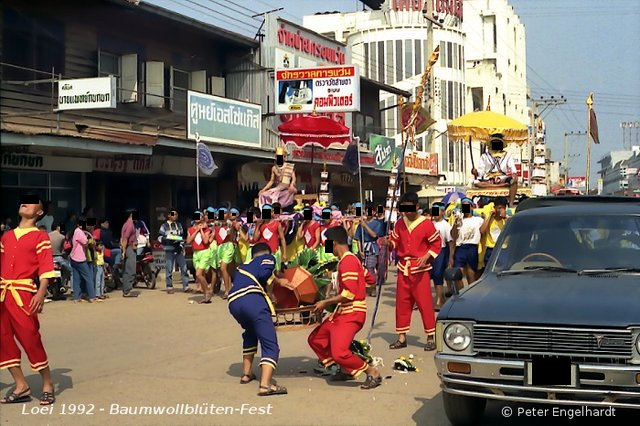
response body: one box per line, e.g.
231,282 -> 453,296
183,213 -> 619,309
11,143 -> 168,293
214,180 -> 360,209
228,242 -> 290,396
0,195 -> 57,406
259,146 -> 297,209
308,226 -> 382,390
388,192 -> 442,352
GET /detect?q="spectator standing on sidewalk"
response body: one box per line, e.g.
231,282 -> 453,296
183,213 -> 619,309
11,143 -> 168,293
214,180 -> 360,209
70,219 -> 98,303
158,209 -> 190,294
94,241 -> 107,300
48,223 -> 72,285
120,209 -> 139,298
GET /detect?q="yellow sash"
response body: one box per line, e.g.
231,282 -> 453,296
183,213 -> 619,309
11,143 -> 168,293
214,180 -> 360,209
0,279 -> 37,315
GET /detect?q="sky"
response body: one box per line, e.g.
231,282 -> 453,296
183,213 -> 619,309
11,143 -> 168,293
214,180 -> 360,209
149,0 -> 640,186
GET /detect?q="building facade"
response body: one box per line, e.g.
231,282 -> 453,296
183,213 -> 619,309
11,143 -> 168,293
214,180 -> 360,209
304,0 -> 469,191
462,0 -> 531,185
0,0 -> 267,235
227,14 -> 409,204
598,147 -> 640,196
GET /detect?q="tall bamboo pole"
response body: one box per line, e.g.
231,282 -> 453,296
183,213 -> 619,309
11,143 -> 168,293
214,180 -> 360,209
586,93 -> 593,194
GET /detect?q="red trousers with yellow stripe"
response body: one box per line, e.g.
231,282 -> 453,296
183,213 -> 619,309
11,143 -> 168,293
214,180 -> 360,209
308,311 -> 368,377
395,270 -> 436,336
0,290 -> 49,371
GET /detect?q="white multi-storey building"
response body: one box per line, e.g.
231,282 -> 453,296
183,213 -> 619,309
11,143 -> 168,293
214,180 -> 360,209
463,0 -> 531,182
305,0 -> 530,190
304,0 -> 475,189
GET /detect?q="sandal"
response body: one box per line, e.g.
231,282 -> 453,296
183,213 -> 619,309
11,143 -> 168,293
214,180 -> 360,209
257,384 -> 287,396
198,298 -> 212,304
40,391 -> 55,406
424,340 -> 437,351
221,292 -> 229,300
360,375 -> 382,390
389,340 -> 407,349
0,387 -> 31,404
240,373 -> 256,384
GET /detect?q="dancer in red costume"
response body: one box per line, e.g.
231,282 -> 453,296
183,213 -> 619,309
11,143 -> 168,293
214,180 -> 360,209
387,192 -> 442,351
0,195 -> 56,405
308,226 -> 382,389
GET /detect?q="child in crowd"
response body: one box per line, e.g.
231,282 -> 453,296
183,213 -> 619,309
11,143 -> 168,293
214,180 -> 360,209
94,241 -> 107,300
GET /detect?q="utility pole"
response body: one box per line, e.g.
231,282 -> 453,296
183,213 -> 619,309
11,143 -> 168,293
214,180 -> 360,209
529,96 -> 566,196
563,131 -> 586,184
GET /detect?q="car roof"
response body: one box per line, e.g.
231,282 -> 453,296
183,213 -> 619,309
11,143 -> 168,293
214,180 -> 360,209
516,196 -> 640,215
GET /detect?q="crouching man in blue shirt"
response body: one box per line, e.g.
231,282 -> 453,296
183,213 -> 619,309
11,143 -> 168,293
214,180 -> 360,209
227,242 -> 290,396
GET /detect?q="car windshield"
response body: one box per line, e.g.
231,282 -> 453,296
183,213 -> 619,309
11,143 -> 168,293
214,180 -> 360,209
490,214 -> 640,273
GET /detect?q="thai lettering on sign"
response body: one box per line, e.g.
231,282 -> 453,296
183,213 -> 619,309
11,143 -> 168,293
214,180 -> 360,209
277,24 -> 346,65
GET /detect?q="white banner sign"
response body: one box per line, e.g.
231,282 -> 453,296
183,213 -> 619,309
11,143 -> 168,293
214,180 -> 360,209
57,76 -> 117,110
274,66 -> 360,114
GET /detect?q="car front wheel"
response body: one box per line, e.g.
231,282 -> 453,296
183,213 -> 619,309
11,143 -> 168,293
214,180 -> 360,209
442,391 -> 486,426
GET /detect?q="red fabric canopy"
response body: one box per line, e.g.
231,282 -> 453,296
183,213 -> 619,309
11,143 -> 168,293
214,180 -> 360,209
278,115 -> 350,149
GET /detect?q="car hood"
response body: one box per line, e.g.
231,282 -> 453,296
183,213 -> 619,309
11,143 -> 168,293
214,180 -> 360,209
440,274 -> 640,327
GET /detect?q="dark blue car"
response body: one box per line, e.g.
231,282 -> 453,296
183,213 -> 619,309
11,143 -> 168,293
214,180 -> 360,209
435,197 -> 640,425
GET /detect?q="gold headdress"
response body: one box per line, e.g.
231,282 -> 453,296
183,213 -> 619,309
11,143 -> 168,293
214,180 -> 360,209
275,146 -> 285,156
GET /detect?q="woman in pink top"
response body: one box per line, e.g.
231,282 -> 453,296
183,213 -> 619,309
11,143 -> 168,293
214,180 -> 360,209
70,219 -> 99,302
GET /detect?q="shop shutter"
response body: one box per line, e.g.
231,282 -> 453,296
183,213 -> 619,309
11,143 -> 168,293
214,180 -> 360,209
210,76 -> 225,97
120,54 -> 138,103
145,61 -> 165,108
190,70 -> 206,93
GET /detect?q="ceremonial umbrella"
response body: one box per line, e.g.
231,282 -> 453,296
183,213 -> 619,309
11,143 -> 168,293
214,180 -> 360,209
447,109 -> 528,172
278,114 -> 351,148
447,110 -> 529,145
278,114 -> 352,191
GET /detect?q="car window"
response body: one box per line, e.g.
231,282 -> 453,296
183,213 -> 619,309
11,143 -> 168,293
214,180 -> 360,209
490,215 -> 640,272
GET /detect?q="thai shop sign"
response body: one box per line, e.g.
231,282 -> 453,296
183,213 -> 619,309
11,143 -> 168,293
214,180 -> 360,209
57,76 -> 116,110
187,91 -> 261,147
274,66 -> 360,114
370,134 -> 398,171
369,134 -> 439,175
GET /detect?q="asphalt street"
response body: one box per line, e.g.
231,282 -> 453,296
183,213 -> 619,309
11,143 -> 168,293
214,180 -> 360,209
0,269 -> 636,426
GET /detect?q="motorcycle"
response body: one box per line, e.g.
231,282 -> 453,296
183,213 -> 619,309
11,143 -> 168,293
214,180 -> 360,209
104,262 -> 122,293
133,245 -> 159,289
48,258 -> 70,300
103,246 -> 159,290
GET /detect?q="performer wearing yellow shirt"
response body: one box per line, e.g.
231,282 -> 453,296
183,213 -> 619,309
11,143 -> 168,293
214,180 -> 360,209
479,197 -> 508,270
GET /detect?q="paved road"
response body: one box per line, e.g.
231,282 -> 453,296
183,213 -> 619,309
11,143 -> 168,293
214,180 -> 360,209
1,270 -> 636,425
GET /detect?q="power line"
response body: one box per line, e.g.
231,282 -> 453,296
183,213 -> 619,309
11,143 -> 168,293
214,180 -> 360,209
202,0 -> 263,21
254,0 -> 301,23
176,0 -> 261,31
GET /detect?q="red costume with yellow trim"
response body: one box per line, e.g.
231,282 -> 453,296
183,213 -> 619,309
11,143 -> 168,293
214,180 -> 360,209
389,215 -> 442,336
0,228 -> 55,371
308,252 -> 374,377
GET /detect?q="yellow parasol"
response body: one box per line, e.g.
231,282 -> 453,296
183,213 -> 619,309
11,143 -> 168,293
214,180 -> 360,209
447,110 -> 528,145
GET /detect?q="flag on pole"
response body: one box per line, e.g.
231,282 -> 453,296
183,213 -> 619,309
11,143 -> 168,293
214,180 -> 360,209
342,138 -> 360,175
587,93 -> 600,144
197,142 -> 217,175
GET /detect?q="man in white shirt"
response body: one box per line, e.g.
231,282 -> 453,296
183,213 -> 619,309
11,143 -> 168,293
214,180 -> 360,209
451,198 -> 484,288
471,133 -> 519,207
431,203 -> 455,310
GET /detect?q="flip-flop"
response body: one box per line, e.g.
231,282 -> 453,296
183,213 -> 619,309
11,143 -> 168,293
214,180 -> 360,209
424,340 -> 437,351
40,391 -> 55,406
257,384 -> 287,396
198,299 -> 212,304
240,374 -> 256,384
0,387 -> 31,404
